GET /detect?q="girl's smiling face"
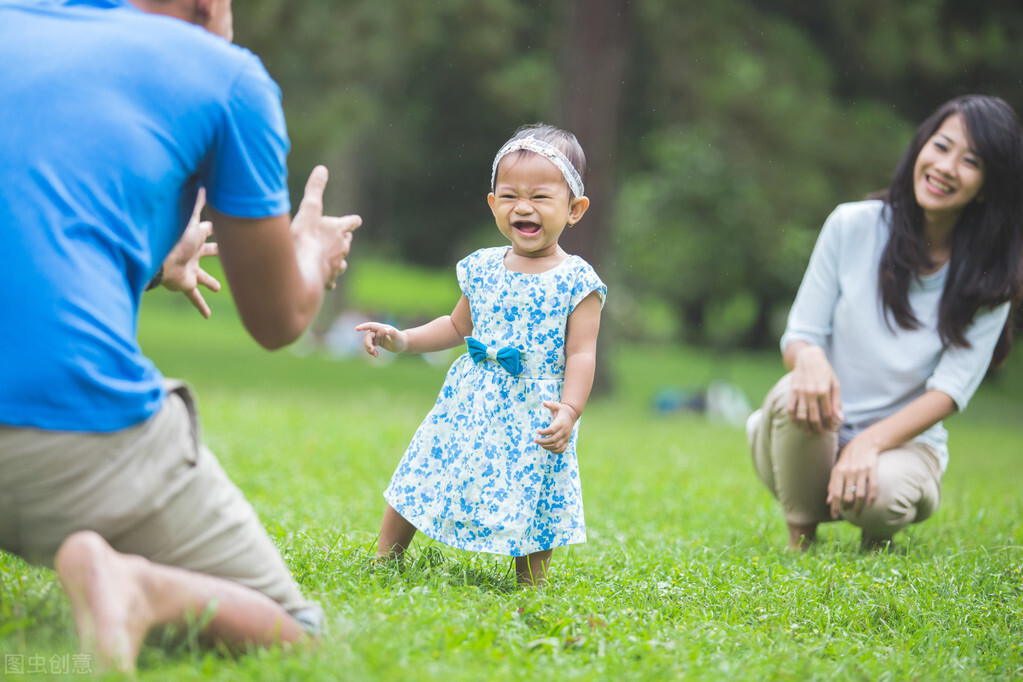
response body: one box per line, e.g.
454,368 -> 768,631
913,113 -> 985,227
488,152 -> 588,260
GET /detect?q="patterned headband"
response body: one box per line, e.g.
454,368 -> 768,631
490,136 -> 585,198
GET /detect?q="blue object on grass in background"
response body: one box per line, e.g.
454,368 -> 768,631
653,381 -> 752,427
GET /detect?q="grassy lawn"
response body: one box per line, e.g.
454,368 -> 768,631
2,282 -> 1022,680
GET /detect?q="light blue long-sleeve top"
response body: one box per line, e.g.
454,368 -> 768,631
780,200 -> 1010,471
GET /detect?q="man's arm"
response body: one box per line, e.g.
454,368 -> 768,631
212,166 -> 361,349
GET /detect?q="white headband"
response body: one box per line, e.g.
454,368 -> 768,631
491,136 -> 585,198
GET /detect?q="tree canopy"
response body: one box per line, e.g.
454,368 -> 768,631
235,0 -> 1023,347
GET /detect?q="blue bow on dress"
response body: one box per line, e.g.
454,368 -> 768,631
465,336 -> 524,376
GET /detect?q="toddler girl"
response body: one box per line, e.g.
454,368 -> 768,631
357,123 -> 606,586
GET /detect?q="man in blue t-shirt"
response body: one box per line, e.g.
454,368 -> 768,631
0,0 -> 361,672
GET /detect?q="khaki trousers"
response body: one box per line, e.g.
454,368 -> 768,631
749,374 -> 943,538
0,381 -> 319,628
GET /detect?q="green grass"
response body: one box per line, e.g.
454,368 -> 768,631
2,289 -> 1022,680
346,256 -> 461,321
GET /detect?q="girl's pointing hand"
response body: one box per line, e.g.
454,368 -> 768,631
355,322 -> 408,356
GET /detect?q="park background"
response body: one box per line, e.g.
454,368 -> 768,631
3,0 -> 1023,679
240,0 -> 1023,365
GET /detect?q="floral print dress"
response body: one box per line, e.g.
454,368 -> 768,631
384,247 -> 607,556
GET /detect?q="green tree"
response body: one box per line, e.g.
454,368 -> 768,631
613,0 -> 907,347
231,0 -> 1023,348
237,0 -> 562,266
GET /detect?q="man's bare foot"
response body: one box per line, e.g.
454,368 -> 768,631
55,531 -> 155,674
787,522 -> 818,552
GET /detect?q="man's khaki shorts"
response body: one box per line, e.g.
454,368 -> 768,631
0,382 -> 320,630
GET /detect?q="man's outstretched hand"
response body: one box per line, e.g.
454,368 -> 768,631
161,189 -> 221,318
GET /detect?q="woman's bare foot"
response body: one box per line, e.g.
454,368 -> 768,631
55,531 -> 155,674
861,532 -> 894,552
787,522 -> 818,551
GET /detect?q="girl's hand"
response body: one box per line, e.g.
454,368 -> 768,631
355,322 -> 408,356
787,344 -> 844,433
826,434 -> 880,518
536,401 -> 579,454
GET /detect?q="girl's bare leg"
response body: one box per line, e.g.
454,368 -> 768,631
515,549 -> 553,587
54,530 -> 304,674
376,504 -> 418,560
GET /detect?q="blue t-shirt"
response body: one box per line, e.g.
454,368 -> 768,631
0,0 -> 291,432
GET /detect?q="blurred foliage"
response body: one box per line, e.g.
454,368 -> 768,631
235,0 -> 559,266
615,0 -> 911,346
346,257 -> 460,322
233,0 -> 1023,348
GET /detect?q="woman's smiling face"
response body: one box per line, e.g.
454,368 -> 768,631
913,113 -> 985,226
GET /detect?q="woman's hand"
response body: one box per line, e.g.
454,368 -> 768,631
355,322 -> 409,356
536,401 -> 579,454
823,390 -> 956,519
787,343 -> 844,433
827,434 -> 880,518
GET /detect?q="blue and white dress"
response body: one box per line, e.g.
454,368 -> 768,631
384,247 -> 607,557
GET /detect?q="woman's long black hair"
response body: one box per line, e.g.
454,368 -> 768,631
875,95 -> 1023,367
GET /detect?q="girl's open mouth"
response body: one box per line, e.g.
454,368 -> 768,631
514,221 -> 541,235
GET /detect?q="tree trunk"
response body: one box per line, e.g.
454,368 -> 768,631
747,295 -> 775,349
557,0 -> 633,394
682,301 -> 705,345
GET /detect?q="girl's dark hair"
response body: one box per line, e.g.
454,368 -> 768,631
875,95 -> 1023,367
496,123 -> 587,197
